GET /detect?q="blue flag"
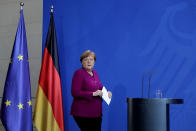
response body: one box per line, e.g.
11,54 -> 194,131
0,9 -> 32,131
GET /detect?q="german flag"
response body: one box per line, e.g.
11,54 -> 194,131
33,11 -> 65,131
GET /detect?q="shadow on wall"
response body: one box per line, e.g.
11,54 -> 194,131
108,84 -> 127,131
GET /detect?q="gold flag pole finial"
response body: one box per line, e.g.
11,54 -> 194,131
20,2 -> 24,10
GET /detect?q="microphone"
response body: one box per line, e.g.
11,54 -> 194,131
142,70 -> 151,98
148,70 -> 157,98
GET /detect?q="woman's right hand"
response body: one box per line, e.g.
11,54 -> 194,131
93,90 -> 103,97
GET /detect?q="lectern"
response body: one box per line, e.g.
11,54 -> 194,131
127,98 -> 183,131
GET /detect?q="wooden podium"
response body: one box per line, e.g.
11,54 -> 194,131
127,98 -> 183,131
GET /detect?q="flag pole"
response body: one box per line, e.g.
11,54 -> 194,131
51,5 -> 54,13
20,2 -> 24,10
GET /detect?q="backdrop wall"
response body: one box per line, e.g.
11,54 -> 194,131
43,0 -> 196,130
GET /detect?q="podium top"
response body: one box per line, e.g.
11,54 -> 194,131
127,98 -> 184,104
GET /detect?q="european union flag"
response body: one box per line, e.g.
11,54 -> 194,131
0,9 -> 32,131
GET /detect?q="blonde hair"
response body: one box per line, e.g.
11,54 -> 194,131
80,50 -> 96,62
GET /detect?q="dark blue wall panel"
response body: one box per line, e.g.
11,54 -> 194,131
43,0 -> 196,130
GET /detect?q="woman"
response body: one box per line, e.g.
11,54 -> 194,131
70,50 -> 112,131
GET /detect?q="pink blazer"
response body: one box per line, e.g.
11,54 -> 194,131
70,68 -> 103,117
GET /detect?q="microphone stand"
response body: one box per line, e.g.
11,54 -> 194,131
142,71 -> 151,98
148,71 -> 157,98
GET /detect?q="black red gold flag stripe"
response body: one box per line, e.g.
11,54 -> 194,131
33,12 -> 65,131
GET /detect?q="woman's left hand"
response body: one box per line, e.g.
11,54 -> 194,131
108,91 -> 112,98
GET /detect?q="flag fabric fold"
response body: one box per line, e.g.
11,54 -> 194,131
33,12 -> 65,131
0,9 -> 32,131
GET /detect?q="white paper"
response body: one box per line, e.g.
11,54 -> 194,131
102,86 -> 111,105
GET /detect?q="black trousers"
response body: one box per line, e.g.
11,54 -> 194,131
73,116 -> 102,131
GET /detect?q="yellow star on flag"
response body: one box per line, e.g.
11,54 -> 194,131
17,55 -> 23,61
5,99 -> 11,107
17,103 -> 24,109
27,100 -> 32,106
